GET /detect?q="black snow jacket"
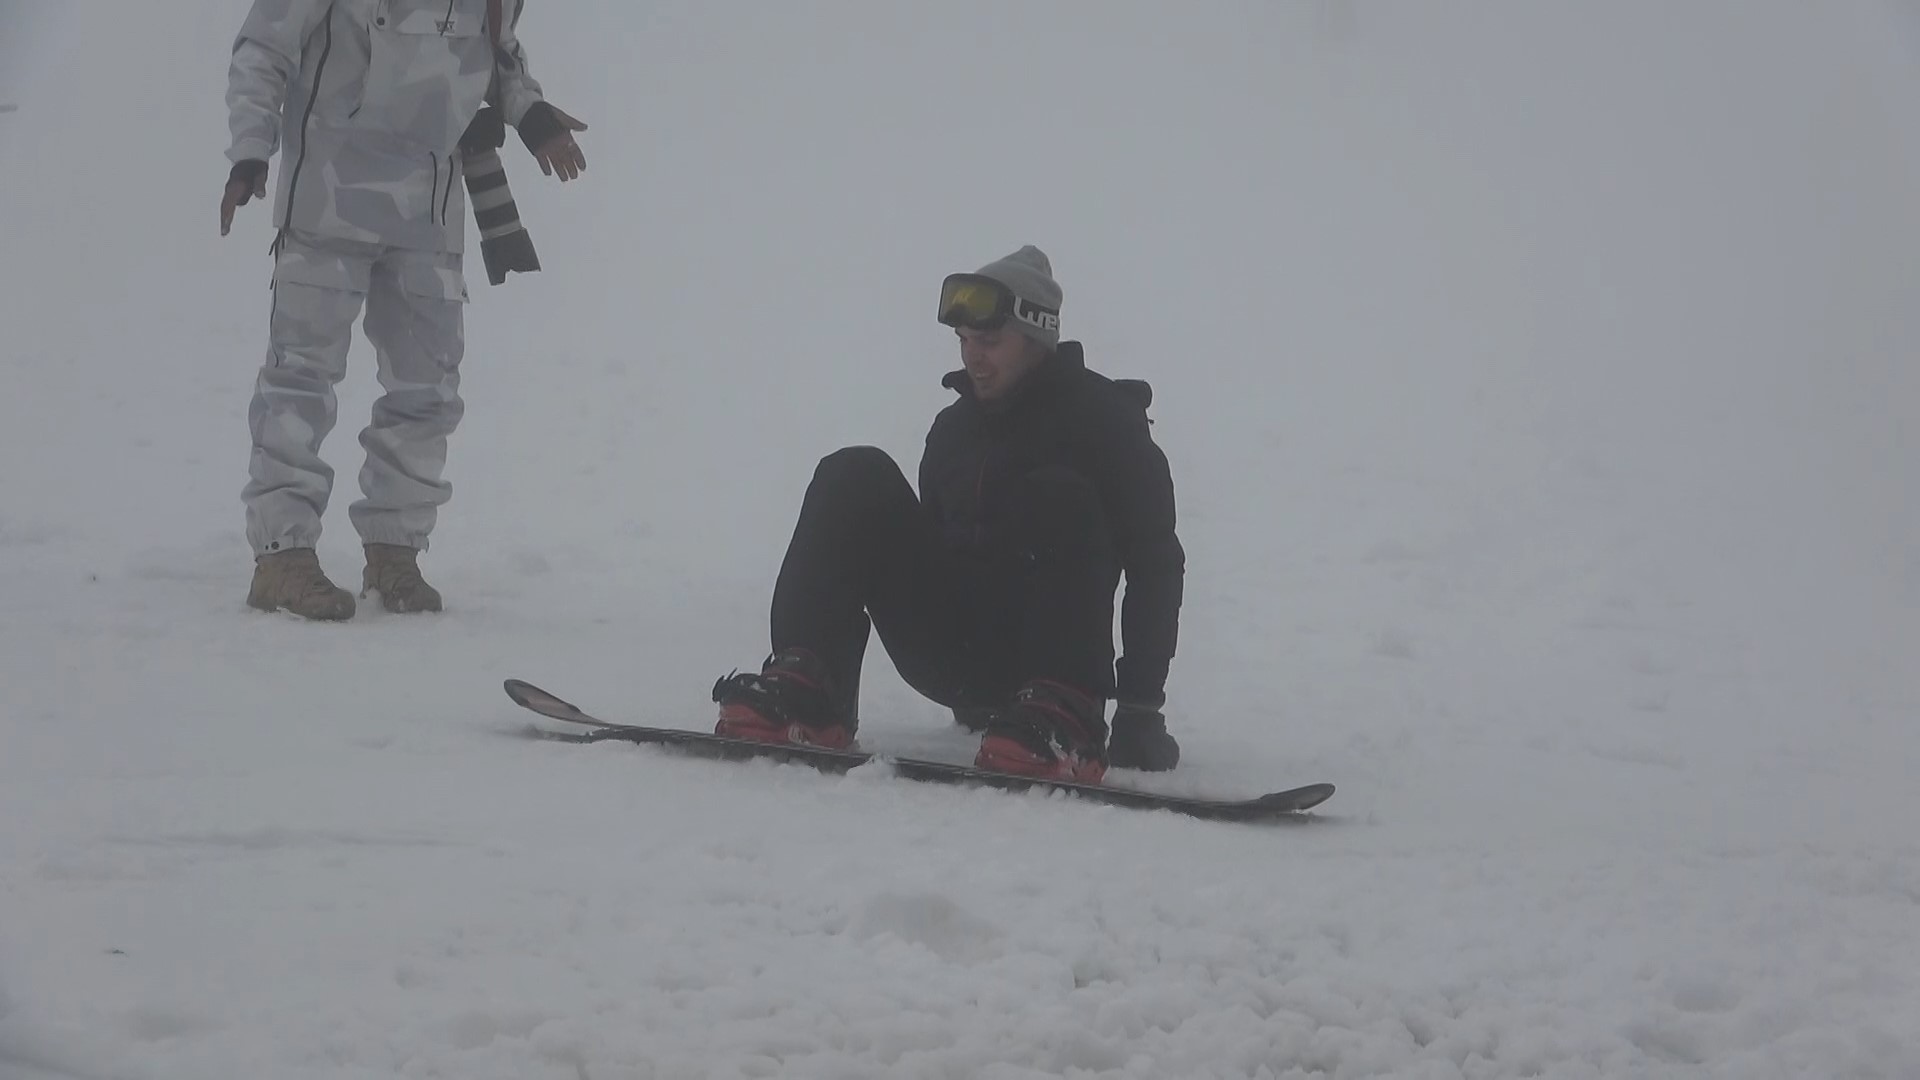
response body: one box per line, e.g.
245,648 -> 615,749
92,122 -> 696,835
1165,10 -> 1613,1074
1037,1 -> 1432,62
918,341 -> 1185,705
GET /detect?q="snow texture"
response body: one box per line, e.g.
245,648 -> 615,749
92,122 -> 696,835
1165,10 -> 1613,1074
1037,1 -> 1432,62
3,2 -> 1919,1078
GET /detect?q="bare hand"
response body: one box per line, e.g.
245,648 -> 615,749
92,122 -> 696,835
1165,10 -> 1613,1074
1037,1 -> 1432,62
220,164 -> 268,236
533,107 -> 588,182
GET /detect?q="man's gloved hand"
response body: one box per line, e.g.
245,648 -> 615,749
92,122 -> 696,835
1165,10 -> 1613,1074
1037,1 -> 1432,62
219,159 -> 268,236
1107,701 -> 1180,771
516,101 -> 588,182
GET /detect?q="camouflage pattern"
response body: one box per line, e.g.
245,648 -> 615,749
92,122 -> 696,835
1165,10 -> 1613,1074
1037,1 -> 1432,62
226,0 -> 546,253
243,228 -> 468,556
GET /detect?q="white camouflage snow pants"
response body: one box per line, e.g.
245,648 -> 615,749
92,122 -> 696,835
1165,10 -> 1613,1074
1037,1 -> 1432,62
243,228 -> 470,556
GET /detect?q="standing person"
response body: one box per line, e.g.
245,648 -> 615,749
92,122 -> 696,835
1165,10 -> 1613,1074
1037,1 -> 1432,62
220,0 -> 588,619
711,246 -> 1187,781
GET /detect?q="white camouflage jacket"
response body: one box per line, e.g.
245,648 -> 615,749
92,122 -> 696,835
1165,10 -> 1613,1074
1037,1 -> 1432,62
226,0 -> 547,254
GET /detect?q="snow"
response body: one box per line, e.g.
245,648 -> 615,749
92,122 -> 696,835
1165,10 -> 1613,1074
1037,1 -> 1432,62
4,1 -> 1920,1077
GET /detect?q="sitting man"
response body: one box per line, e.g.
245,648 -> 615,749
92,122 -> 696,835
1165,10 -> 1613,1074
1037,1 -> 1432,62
711,245 -> 1185,782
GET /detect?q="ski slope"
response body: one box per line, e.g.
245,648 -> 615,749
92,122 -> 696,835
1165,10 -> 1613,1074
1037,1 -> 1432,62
3,2 -> 1918,1077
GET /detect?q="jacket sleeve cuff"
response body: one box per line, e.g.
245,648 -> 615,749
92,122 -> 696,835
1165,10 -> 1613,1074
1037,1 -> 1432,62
227,140 -> 274,165
515,101 -> 565,154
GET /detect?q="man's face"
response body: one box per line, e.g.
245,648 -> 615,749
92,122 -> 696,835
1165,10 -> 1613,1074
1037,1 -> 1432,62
957,325 -> 1047,400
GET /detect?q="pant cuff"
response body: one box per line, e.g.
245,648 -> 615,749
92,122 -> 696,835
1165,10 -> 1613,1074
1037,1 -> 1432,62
249,533 -> 320,557
357,524 -> 427,551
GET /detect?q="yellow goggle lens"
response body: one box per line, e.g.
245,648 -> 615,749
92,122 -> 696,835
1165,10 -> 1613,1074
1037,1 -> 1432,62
937,275 -> 1011,328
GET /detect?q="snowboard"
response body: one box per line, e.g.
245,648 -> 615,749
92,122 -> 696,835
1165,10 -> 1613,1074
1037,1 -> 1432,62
504,678 -> 1334,822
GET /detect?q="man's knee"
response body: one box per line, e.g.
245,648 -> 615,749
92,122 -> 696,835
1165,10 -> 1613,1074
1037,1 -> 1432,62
813,445 -> 909,495
365,299 -> 464,383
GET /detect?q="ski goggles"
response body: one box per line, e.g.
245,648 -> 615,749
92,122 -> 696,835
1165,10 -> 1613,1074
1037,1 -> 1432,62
937,273 -> 1059,335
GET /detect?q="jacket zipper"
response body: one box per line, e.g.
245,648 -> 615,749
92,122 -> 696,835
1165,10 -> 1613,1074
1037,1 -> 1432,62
278,1 -> 339,241
441,157 -> 456,223
972,446 -> 990,547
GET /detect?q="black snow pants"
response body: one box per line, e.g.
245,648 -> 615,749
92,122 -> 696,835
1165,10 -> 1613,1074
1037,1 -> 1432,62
769,446 -> 1120,728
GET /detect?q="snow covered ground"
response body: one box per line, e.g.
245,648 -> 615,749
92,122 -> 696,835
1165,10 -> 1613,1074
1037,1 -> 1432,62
3,2 -> 1919,1077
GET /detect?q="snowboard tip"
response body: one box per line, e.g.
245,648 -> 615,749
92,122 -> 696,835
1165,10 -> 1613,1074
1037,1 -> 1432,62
1266,783 -> 1335,812
503,678 -> 580,717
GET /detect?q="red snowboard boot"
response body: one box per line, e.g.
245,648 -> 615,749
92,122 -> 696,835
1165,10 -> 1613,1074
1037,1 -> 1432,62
973,679 -> 1109,783
711,648 -> 854,749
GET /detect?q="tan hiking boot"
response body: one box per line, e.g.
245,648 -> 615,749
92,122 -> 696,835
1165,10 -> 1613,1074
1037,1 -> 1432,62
247,548 -> 356,621
362,543 -> 443,613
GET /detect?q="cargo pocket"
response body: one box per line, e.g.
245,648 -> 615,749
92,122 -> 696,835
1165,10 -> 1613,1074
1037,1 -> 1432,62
272,237 -> 374,295
399,259 -> 469,305
267,240 -> 375,371
375,257 -> 470,377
